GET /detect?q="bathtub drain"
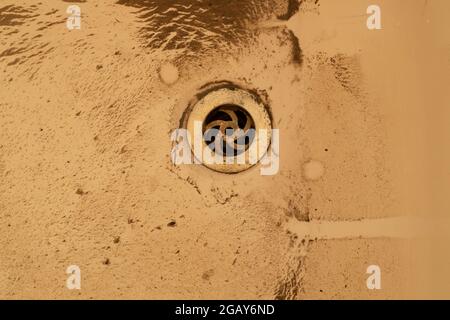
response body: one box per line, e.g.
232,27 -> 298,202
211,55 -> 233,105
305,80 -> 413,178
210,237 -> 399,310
182,82 -> 272,173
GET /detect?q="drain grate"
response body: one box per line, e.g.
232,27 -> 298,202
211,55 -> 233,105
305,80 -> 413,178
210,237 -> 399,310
203,104 -> 256,157
183,82 -> 272,173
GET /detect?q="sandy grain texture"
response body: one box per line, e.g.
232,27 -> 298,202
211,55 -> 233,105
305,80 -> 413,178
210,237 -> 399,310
0,0 -> 448,299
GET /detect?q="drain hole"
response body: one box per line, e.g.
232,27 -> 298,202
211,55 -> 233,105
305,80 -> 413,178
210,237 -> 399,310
183,83 -> 272,173
202,104 -> 256,157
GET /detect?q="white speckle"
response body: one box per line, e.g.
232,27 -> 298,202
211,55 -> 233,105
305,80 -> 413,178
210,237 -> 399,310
159,62 -> 179,85
303,160 -> 325,181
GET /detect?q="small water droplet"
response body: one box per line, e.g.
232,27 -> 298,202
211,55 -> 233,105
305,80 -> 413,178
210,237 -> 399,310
159,62 -> 179,85
303,160 -> 325,181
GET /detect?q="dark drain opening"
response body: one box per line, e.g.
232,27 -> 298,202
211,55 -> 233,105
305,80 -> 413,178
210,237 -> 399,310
202,104 -> 256,157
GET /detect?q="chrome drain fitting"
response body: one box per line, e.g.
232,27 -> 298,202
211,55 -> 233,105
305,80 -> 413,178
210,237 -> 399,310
183,83 -> 272,173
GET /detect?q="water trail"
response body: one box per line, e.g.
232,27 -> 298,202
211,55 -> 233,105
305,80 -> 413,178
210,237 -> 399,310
286,216 -> 430,240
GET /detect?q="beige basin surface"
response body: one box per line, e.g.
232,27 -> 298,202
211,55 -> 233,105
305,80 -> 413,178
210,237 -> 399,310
0,0 -> 448,299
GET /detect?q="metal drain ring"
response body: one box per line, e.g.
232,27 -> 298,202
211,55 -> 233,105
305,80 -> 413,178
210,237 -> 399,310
185,84 -> 272,174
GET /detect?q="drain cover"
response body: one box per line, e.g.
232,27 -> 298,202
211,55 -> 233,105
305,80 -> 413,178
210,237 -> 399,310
183,83 -> 272,173
203,104 -> 256,157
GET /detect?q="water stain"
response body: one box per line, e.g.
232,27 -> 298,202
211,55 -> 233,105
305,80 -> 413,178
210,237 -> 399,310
116,0 -> 277,57
274,239 -> 308,300
329,54 -> 363,99
159,62 -> 179,85
302,159 -> 325,181
0,5 -> 38,26
277,0 -> 300,21
285,29 -> 302,64
0,4 -> 63,77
